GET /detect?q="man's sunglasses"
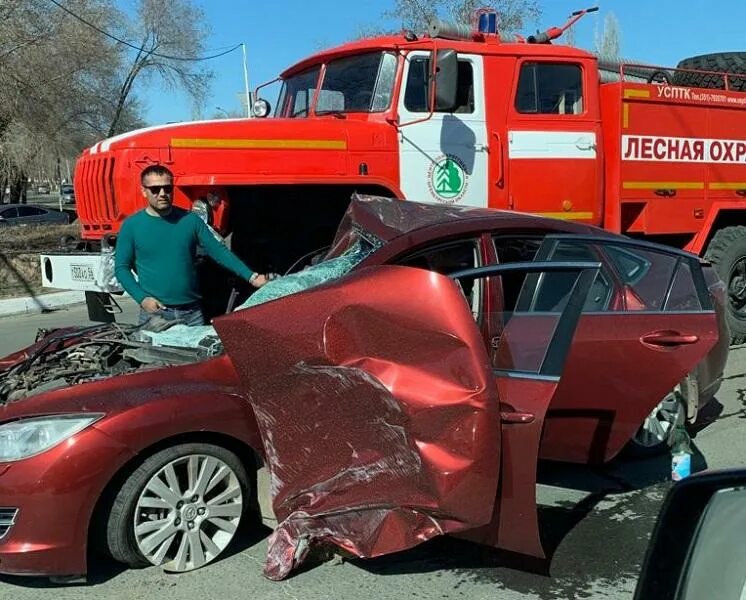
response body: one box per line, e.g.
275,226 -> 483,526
144,184 -> 173,195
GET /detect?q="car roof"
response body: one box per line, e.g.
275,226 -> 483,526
341,194 -> 604,244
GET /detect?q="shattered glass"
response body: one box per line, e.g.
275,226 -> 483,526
141,231 -> 382,351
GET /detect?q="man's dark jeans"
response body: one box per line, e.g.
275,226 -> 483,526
138,302 -> 204,327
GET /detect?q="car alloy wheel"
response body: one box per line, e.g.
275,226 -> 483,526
631,386 -> 686,452
134,454 -> 244,572
105,443 -> 250,572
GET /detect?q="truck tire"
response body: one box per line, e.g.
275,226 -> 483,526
673,52 -> 746,91
704,226 -> 746,344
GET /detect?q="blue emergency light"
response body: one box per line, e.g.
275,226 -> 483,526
477,11 -> 498,34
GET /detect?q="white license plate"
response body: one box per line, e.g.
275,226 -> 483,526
70,264 -> 95,282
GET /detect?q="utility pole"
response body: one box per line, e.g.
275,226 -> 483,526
242,43 -> 252,118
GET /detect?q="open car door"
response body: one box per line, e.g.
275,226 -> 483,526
452,260 -> 602,558
215,261 -> 601,578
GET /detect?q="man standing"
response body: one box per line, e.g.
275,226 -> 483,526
115,165 -> 267,325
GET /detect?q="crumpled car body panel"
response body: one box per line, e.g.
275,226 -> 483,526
214,265 -> 502,580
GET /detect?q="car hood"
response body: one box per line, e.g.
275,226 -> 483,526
0,326 -> 89,372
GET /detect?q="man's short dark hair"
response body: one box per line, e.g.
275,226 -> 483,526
140,164 -> 173,184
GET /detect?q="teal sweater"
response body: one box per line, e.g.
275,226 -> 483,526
114,208 -> 254,305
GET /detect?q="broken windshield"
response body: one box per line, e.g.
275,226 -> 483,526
142,227 -> 383,351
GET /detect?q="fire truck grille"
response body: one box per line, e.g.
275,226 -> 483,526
77,155 -> 118,228
0,508 -> 18,539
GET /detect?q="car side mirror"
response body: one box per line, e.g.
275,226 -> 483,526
634,469 -> 746,600
433,49 -> 458,111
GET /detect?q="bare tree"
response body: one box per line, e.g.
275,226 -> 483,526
595,11 -> 622,61
108,0 -> 212,136
0,0 -> 213,199
380,0 -> 541,38
0,0 -> 136,200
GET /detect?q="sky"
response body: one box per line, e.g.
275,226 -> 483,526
129,0 -> 746,125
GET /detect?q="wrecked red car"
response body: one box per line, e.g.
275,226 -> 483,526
0,197 -> 728,580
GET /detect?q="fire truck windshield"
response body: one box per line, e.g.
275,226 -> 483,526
276,51 -> 397,118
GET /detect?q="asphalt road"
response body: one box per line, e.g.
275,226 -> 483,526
0,307 -> 744,600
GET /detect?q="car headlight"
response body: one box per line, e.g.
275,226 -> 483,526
191,198 -> 213,225
0,414 -> 103,462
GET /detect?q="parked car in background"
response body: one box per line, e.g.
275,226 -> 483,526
0,203 -> 69,226
0,197 -> 729,581
36,184 -> 50,195
59,184 -> 75,205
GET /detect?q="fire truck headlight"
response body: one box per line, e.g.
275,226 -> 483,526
191,198 -> 213,225
252,99 -> 271,118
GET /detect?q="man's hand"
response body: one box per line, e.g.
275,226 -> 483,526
249,274 -> 269,288
141,297 -> 165,313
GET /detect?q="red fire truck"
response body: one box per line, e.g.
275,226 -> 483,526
41,8 -> 746,342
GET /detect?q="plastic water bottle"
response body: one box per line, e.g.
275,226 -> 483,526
671,424 -> 692,481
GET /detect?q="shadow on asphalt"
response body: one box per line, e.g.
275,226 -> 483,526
0,518 -> 273,588
350,431 -> 714,598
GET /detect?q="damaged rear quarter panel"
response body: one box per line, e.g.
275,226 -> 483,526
214,265 -> 501,579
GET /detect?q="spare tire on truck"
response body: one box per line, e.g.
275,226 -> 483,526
673,52 -> 746,91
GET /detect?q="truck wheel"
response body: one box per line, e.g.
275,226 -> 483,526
704,226 -> 746,345
105,443 -> 251,572
673,52 -> 746,91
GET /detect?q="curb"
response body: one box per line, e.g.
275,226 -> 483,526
0,291 -> 86,318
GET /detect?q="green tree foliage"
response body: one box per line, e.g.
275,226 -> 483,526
380,0 -> 541,37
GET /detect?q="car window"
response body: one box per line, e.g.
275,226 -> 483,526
605,246 -> 651,285
492,235 -> 708,313
515,62 -> 584,115
664,260 -> 703,311
488,264 -> 600,376
601,245 -> 678,311
275,66 -> 321,118
404,57 -> 475,114
317,52 -> 397,113
0,207 -> 19,218
17,206 -> 46,217
394,239 -> 482,319
493,236 -> 612,312
540,241 -> 612,312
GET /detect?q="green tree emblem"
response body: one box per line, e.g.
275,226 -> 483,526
433,158 -> 464,199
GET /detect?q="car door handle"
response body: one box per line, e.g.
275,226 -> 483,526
641,331 -> 699,347
500,411 -> 535,424
492,131 -> 505,188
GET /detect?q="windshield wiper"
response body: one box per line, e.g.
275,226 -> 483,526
316,110 -> 347,119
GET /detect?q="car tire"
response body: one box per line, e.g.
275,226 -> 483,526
625,383 -> 687,459
704,226 -> 746,345
673,52 -> 746,91
105,443 -> 251,572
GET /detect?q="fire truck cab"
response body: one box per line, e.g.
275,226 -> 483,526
41,10 -> 746,343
